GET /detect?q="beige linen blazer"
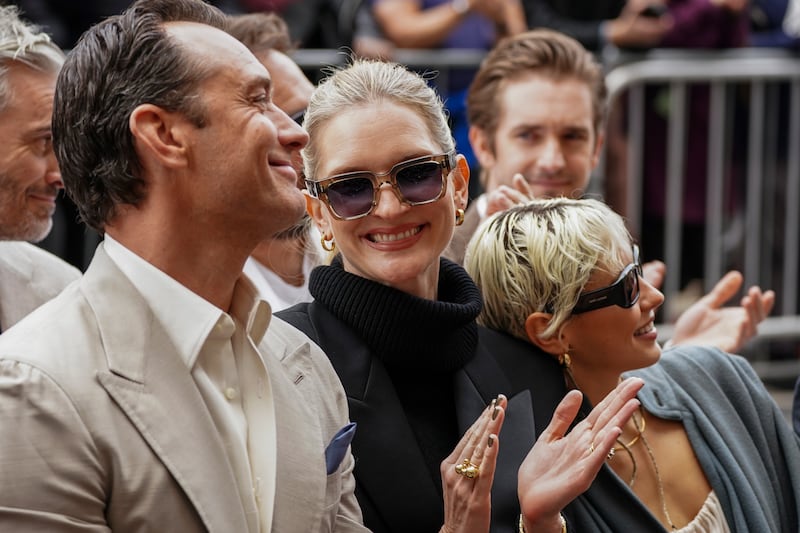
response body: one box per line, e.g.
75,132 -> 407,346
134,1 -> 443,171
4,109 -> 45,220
0,241 -> 80,331
0,246 -> 366,532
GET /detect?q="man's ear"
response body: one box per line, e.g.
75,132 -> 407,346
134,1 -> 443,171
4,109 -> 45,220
591,130 -> 605,170
469,125 -> 496,170
524,312 -> 568,356
129,104 -> 190,169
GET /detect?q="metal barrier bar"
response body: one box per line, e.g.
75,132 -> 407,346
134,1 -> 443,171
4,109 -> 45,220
625,85 -> 645,237
664,82 -> 687,321
705,82 -> 726,287
784,80 -> 800,316
746,81 -> 765,296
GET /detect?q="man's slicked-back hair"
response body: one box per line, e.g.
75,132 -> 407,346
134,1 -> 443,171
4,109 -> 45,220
52,0 -> 227,232
467,29 -> 607,150
226,12 -> 294,55
0,5 -> 64,112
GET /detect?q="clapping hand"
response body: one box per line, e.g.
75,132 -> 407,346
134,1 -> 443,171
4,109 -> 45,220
439,395 -> 507,533
517,378 -> 644,532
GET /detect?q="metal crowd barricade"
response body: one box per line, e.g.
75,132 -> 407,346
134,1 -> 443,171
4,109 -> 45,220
604,48 -> 800,368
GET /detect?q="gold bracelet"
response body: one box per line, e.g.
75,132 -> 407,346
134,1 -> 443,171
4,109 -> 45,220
518,513 -> 567,533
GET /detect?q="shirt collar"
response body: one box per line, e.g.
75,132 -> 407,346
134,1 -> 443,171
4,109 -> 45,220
103,235 -> 271,368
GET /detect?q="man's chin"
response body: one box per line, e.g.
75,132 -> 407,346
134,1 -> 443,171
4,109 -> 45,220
272,213 -> 311,240
0,218 -> 52,243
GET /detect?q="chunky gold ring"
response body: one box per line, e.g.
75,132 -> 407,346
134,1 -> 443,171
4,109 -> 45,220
606,447 -> 615,460
589,442 -> 595,454
454,458 -> 480,479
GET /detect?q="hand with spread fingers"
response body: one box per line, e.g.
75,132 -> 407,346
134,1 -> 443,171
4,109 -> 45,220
439,395 -> 507,533
668,270 -> 775,353
517,378 -> 644,533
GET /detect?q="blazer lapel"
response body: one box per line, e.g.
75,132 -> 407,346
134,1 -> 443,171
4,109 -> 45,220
83,249 -> 249,533
310,303 -> 442,532
261,331 -> 329,533
457,347 -> 536,533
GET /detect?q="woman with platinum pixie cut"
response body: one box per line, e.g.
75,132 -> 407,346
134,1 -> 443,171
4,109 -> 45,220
279,60 -> 643,533
466,197 -> 800,532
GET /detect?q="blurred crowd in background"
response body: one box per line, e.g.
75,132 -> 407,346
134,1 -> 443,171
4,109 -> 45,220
3,0 -> 799,275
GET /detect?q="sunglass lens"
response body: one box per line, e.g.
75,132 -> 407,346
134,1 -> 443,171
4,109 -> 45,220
326,177 -> 375,218
396,162 -> 444,203
624,268 -> 640,306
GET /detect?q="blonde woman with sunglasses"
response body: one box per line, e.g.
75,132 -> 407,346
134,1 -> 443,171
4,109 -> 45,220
278,60 -> 642,533
466,197 -> 800,532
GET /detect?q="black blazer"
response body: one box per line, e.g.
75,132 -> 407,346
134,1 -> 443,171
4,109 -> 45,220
279,302 -> 557,533
279,303 -> 666,532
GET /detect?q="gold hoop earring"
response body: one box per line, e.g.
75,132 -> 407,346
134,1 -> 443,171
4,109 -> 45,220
559,352 -> 578,390
321,234 -> 336,253
455,208 -> 465,226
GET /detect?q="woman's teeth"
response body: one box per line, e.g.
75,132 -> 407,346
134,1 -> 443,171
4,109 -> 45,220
369,226 -> 421,242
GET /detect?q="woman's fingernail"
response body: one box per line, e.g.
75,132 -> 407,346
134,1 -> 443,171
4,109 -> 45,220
488,435 -> 495,448
492,406 -> 500,420
489,398 -> 497,411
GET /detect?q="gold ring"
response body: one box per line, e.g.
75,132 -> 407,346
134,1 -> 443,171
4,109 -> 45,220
589,442 -> 595,454
454,458 -> 480,479
606,447 -> 615,460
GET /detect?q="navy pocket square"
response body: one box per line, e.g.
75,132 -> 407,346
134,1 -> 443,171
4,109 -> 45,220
325,422 -> 356,475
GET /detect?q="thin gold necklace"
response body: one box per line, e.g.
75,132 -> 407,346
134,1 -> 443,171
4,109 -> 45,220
639,424 -> 677,530
613,406 -> 645,452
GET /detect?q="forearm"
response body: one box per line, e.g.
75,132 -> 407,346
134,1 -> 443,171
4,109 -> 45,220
499,0 -> 527,36
374,0 -> 469,48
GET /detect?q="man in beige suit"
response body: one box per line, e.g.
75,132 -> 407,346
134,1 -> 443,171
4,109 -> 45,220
0,6 -> 80,332
0,1 -> 366,531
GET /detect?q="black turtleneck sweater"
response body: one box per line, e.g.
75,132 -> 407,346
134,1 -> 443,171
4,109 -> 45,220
308,256 -> 482,493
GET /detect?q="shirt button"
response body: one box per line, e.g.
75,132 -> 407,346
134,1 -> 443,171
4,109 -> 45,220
224,387 -> 238,401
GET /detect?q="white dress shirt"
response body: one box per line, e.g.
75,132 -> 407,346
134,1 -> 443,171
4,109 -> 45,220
104,235 -> 277,533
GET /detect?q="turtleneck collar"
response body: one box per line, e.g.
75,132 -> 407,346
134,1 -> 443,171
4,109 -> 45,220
308,256 -> 482,373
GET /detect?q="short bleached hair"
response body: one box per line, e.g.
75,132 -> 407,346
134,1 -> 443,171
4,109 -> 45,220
465,197 -> 633,342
